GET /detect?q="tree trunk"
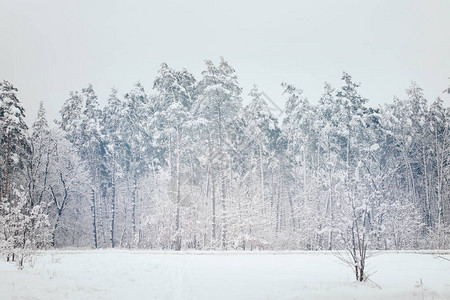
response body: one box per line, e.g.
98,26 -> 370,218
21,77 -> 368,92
52,212 -> 62,247
4,131 -> 11,199
208,134 -> 216,247
276,175 -> 281,233
422,145 -> 432,227
288,193 -> 296,229
110,167 -> 116,248
221,169 -> 227,249
259,143 -> 265,214
97,192 -> 106,246
131,173 -> 137,234
91,189 -> 98,249
175,127 -> 182,251
402,143 -> 417,205
434,129 -> 444,225
218,113 -> 227,250
49,172 -> 69,247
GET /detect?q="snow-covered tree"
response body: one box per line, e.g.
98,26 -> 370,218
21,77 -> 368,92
59,84 -> 106,248
101,87 -> 124,248
0,81 -> 31,202
1,61 -> 446,255
0,82 -> 51,266
120,82 -> 153,246
27,102 -> 51,208
46,130 -> 90,247
195,57 -> 243,249
153,63 -> 197,250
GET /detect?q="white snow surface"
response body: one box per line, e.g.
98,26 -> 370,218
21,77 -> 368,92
0,250 -> 449,299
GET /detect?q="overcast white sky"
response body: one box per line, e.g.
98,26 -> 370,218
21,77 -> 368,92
1,0 -> 449,124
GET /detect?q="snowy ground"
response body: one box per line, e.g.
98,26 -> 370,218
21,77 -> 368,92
0,250 -> 449,299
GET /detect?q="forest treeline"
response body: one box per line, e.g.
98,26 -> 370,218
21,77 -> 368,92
1,58 -> 449,256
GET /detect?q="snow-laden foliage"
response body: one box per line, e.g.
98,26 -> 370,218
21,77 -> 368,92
1,59 -> 449,265
0,82 -> 51,267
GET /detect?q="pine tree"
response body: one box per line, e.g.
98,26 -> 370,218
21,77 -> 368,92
59,84 -> 105,248
0,82 -> 51,265
59,91 -> 83,148
238,85 -> 282,248
28,102 -> 51,207
281,82 -> 316,244
195,57 -> 243,249
121,82 -> 153,246
0,81 -> 31,202
333,73 -> 378,281
153,63 -> 197,250
101,87 -> 124,248
81,84 -> 106,248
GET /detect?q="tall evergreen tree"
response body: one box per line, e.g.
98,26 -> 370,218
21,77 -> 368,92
0,81 -> 31,201
153,63 -> 197,250
121,82 -> 153,246
195,57 -> 243,249
101,87 -> 124,248
28,102 -> 51,207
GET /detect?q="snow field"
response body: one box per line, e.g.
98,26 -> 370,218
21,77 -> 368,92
0,250 -> 449,299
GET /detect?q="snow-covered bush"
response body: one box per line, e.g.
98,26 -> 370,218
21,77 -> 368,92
0,195 -> 51,268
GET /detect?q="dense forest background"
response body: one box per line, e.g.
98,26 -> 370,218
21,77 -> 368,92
1,58 -> 449,254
